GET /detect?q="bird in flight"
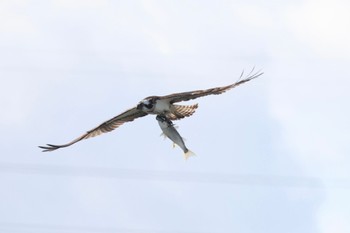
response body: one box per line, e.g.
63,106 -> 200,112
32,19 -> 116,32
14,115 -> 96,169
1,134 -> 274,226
39,69 -> 262,152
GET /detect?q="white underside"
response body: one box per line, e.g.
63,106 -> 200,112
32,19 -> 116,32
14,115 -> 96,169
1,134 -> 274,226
152,99 -> 171,114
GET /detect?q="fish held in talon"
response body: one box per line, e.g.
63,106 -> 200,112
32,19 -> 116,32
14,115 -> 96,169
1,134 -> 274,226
156,115 -> 195,160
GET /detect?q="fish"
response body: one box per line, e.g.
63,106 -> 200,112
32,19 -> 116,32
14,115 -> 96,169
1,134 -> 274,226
156,115 -> 195,160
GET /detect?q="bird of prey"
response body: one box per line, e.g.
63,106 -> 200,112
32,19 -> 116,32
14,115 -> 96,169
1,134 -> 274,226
39,69 -> 262,152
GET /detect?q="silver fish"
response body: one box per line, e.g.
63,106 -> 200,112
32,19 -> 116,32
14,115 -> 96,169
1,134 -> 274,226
156,115 -> 195,160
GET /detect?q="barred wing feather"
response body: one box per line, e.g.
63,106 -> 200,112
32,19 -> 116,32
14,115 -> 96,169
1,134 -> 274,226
39,107 -> 147,152
161,70 -> 263,104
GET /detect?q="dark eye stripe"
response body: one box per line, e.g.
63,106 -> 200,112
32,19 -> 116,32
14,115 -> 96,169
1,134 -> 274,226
145,103 -> 153,109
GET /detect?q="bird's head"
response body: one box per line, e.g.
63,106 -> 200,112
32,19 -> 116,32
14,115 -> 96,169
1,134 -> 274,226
136,96 -> 159,111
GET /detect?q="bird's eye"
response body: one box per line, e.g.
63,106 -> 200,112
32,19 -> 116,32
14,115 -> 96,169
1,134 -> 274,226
141,99 -> 154,109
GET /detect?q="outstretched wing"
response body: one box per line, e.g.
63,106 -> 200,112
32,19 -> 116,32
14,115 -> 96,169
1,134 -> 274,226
161,69 -> 263,104
166,104 -> 199,120
39,107 -> 147,152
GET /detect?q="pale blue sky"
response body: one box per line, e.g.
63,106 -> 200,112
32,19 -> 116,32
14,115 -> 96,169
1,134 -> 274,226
0,0 -> 349,232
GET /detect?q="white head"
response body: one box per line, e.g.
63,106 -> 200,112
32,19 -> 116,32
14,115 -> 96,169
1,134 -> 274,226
136,96 -> 159,111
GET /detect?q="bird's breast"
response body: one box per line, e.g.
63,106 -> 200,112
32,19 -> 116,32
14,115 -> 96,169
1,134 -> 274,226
153,99 -> 171,114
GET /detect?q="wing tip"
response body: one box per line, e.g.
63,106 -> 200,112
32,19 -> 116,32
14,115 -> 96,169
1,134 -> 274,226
38,144 -> 61,152
240,67 -> 264,81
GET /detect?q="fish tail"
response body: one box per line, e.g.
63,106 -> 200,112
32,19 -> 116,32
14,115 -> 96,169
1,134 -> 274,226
184,149 -> 196,160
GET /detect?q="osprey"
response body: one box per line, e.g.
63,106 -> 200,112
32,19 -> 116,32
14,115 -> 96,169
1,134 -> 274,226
39,69 -> 262,152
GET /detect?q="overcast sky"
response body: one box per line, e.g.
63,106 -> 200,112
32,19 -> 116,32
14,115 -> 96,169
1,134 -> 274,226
0,0 -> 349,233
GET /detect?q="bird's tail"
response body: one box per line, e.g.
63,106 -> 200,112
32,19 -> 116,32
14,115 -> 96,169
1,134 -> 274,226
184,149 -> 196,160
